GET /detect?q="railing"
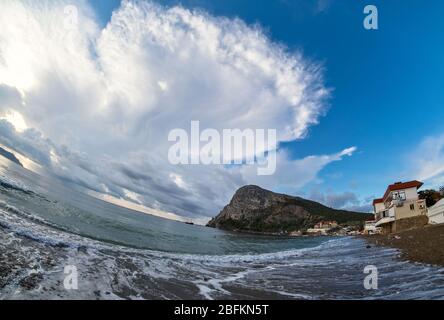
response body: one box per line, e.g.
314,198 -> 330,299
375,210 -> 389,222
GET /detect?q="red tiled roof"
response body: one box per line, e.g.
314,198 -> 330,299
372,198 -> 384,205
382,180 -> 423,201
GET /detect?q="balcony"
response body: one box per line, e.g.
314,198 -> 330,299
375,206 -> 395,223
375,216 -> 395,227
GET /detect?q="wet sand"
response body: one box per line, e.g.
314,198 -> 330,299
363,223 -> 444,267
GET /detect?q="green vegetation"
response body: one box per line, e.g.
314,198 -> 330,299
286,196 -> 371,224
208,185 -> 373,234
216,198 -> 372,233
419,188 -> 444,207
218,216 -> 313,233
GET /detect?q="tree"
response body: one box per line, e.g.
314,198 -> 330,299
418,189 -> 444,207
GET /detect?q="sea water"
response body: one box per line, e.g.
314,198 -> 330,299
1,157 -> 444,300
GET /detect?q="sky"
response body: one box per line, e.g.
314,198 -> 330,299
1,0 -> 444,223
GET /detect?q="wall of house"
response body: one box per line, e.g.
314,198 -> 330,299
380,223 -> 393,235
428,199 -> 444,224
380,215 -> 429,234
404,187 -> 419,201
374,202 -> 385,213
393,215 -> 429,232
394,199 -> 427,220
429,210 -> 444,224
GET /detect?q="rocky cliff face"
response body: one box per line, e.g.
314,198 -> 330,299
207,185 -> 370,233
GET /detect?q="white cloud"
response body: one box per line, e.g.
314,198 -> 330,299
0,110 -> 28,132
308,189 -> 372,212
410,134 -> 444,188
241,147 -> 356,193
0,85 -> 23,109
0,0 -> 353,222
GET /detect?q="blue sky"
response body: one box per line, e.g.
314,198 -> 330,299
88,0 -> 444,210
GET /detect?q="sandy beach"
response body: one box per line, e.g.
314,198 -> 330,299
364,224 -> 444,267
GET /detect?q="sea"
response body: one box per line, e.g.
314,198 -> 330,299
1,156 -> 444,300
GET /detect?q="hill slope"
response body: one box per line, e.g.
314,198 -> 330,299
207,185 -> 372,233
0,147 -> 23,167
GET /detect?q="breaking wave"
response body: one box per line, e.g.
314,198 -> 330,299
1,159 -> 444,300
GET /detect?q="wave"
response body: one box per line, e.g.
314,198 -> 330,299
0,198 -> 342,263
0,177 -> 35,196
1,191 -> 444,300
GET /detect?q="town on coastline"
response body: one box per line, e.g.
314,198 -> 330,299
302,180 -> 444,237
360,180 -> 444,267
365,180 -> 444,234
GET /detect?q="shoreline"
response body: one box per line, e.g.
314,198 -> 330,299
209,226 -> 353,238
218,229 -> 344,238
362,223 -> 444,267
2,215 -> 444,299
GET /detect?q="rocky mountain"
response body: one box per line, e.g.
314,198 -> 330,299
207,185 -> 371,233
0,147 -> 23,167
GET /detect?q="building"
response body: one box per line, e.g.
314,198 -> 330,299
363,219 -> 380,235
428,198 -> 444,225
307,220 -> 338,235
313,221 -> 338,229
373,181 -> 427,234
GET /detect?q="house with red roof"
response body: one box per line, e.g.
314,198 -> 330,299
373,181 -> 427,234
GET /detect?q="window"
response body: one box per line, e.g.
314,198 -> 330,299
393,191 -> 406,201
399,191 -> 406,201
410,204 -> 415,211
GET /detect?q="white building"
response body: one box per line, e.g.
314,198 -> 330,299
428,198 -> 444,225
373,181 -> 427,234
363,220 -> 380,234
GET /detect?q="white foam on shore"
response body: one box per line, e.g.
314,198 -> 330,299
2,197 -> 444,300
0,203 -> 344,299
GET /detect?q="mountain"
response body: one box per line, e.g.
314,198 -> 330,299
207,185 -> 372,233
0,147 -> 23,167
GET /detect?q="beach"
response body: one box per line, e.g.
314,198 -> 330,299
2,157 -> 444,300
364,224 -> 444,267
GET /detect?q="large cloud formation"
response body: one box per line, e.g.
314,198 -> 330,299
0,0 -> 355,223
410,134 -> 444,189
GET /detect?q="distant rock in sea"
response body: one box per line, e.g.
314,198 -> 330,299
0,147 -> 23,167
207,185 -> 371,234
